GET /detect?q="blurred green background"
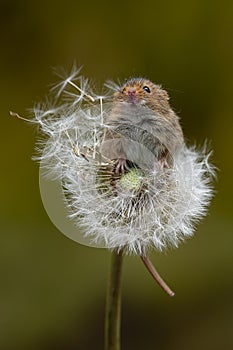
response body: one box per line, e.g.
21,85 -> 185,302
1,0 -> 233,349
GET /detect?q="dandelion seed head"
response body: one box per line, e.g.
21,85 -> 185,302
35,67 -> 215,255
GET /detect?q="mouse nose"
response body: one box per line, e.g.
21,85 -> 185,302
127,87 -> 136,96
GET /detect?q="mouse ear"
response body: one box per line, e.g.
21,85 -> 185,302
161,89 -> 170,101
156,84 -> 170,101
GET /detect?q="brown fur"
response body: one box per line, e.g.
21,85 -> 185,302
101,78 -> 184,171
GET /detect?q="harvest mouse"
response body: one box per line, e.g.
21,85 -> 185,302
101,78 -> 184,173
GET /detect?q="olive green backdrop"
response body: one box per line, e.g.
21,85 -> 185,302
1,0 -> 232,349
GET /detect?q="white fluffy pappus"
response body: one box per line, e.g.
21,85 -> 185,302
34,68 -> 215,255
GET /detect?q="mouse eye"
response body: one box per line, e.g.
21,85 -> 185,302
143,86 -> 151,93
121,88 -> 126,94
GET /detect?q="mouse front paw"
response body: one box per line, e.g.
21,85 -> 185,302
114,158 -> 128,174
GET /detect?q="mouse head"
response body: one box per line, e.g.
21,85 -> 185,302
114,78 -> 170,114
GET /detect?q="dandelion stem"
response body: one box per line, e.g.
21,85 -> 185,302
105,250 -> 124,350
141,256 -> 175,297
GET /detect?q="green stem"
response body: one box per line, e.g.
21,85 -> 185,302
104,250 -> 124,350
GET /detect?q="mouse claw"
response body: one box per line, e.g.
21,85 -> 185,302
114,158 -> 127,174
159,158 -> 169,169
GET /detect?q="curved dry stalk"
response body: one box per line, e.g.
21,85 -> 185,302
141,255 -> 175,297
